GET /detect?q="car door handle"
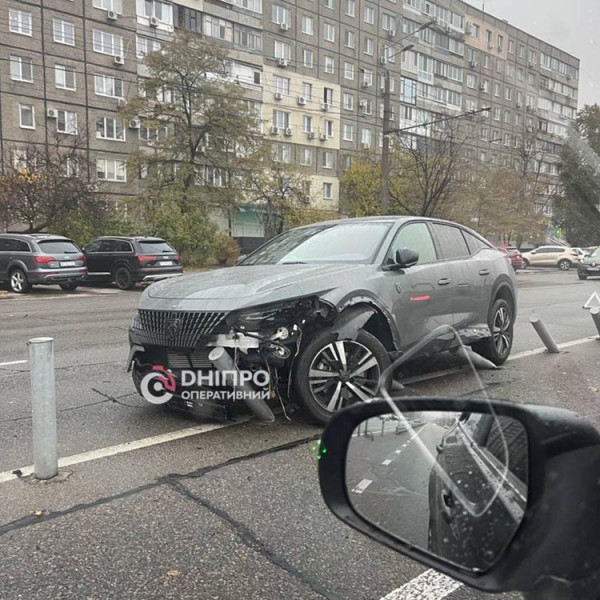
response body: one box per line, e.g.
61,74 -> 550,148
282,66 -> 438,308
479,269 -> 490,276
437,278 -> 451,286
441,489 -> 456,524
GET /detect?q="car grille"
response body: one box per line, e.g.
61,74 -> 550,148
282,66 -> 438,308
166,347 -> 213,370
134,310 -> 227,349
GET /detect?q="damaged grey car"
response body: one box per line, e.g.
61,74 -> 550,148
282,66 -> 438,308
127,217 -> 517,425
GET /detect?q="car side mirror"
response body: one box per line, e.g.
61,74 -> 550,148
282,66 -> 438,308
390,248 -> 419,270
318,397 -> 600,599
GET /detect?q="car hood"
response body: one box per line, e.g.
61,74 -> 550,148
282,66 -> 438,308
581,256 -> 600,265
139,263 -> 374,311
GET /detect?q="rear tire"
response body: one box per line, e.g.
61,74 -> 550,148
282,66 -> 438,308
114,266 -> 134,290
9,268 -> 30,293
59,282 -> 78,291
294,328 -> 390,425
558,259 -> 571,271
473,298 -> 514,365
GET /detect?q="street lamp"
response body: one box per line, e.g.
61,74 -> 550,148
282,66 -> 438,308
380,20 -> 437,214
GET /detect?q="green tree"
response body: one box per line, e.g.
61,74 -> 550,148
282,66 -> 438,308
339,157 -> 382,217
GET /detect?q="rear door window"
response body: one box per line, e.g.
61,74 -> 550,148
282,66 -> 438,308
138,240 -> 176,254
37,240 -> 80,254
463,231 -> 490,255
431,224 -> 470,260
114,240 -> 133,252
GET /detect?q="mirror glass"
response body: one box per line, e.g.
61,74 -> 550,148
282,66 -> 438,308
345,409 -> 528,572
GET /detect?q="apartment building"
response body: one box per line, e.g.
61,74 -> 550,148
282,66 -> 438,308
0,0 -> 579,237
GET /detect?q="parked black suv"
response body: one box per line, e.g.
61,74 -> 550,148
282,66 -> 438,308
0,233 -> 87,293
83,237 -> 183,290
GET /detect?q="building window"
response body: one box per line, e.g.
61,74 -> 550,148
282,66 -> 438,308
96,116 -> 125,140
136,36 -> 160,57
234,0 -> 262,14
94,74 -> 123,98
493,107 -> 500,121
57,110 -> 78,134
274,40 -> 291,60
324,87 -> 334,105
324,120 -> 334,137
324,56 -> 335,74
364,37 -> 374,55
140,125 -> 167,142
10,56 -> 33,82
273,75 -> 290,95
323,0 -> 334,9
138,0 -> 173,25
361,128 -> 372,146
300,148 -> 313,166
55,65 -> 76,90
302,115 -> 313,133
273,110 -> 290,129
505,86 -> 512,101
466,74 -> 476,89
19,104 -> 35,129
343,124 -> 354,141
400,77 -> 417,104
301,15 -> 314,35
93,0 -> 122,11
303,49 -> 314,68
497,34 -> 504,52
323,182 -> 333,200
272,143 -> 291,163
272,5 -> 291,26
94,30 -> 124,55
322,151 -> 333,168
324,23 -> 335,42
493,82 -> 501,97
9,10 -> 32,36
508,39 -> 514,54
343,93 -> 353,110
363,5 -> 375,24
203,16 -> 233,41
344,62 -> 354,80
96,159 -> 126,182
345,0 -> 355,16
235,26 -> 262,51
53,19 -> 75,46
302,82 -> 313,100
382,13 -> 396,32
345,29 -> 355,48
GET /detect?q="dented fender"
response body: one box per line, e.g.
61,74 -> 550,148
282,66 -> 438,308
329,307 -> 377,340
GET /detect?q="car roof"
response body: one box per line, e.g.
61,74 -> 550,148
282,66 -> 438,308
90,236 -> 166,241
0,232 -> 71,240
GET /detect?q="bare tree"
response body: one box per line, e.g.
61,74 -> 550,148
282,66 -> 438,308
0,133 -> 99,233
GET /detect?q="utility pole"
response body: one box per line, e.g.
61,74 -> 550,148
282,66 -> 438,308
381,68 -> 392,215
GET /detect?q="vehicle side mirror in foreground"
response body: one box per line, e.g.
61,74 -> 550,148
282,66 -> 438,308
392,248 -> 419,269
318,398 -> 600,599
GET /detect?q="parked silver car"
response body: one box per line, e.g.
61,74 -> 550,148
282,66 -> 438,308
127,217 -> 517,424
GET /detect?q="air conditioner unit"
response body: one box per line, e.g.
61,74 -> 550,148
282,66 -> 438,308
515,102 -> 522,108
297,96 -> 306,105
307,131 -> 316,139
107,9 -> 118,21
379,57 -> 387,65
274,92 -> 283,100
128,119 -> 141,129
270,126 -> 279,135
362,81 -> 371,88
149,16 -> 159,27
469,61 -> 478,68
46,108 -> 57,119
280,22 -> 290,31
277,58 -> 288,67
117,98 -> 127,108
526,126 -> 534,132
321,103 -> 330,111
284,127 -> 293,136
566,74 -> 572,80
528,61 -> 536,68
479,84 -> 486,91
361,142 -> 370,149
359,100 -> 367,108
319,133 -> 328,141
114,55 -> 124,65
387,29 -> 395,39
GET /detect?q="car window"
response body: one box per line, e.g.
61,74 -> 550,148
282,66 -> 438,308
99,240 -> 117,252
431,224 -> 470,260
84,240 -> 102,253
138,240 -> 175,254
37,240 -> 80,254
0,239 -> 29,252
384,222 -> 437,265
463,231 -> 490,255
114,241 -> 134,252
0,239 -> 11,252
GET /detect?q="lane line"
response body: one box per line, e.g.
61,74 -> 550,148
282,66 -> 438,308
351,479 -> 373,494
0,420 -> 248,484
0,360 -> 27,367
508,336 -> 597,361
381,459 -> 392,466
380,569 -> 461,600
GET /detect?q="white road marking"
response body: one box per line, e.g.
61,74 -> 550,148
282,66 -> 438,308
380,569 -> 461,599
381,459 -> 392,466
0,360 -> 27,367
508,336 -> 597,361
0,420 -> 248,484
351,478 -> 373,494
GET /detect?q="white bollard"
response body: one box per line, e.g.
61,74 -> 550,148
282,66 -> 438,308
591,307 -> 600,337
28,337 -> 58,480
530,314 -> 560,354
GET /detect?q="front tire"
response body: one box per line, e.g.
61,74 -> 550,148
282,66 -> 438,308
294,329 -> 390,425
473,298 -> 514,365
9,269 -> 30,293
114,266 -> 134,290
558,259 -> 572,271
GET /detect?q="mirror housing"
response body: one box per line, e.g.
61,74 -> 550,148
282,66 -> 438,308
318,397 -> 600,597
388,248 -> 419,270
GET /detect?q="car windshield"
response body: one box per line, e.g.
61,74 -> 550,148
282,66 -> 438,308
37,240 -> 80,254
590,247 -> 600,258
239,222 -> 394,265
137,240 -> 176,253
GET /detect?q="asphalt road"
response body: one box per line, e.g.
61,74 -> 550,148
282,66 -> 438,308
1,268 -> 600,600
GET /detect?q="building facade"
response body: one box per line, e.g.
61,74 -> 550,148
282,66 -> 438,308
1,0 -> 580,236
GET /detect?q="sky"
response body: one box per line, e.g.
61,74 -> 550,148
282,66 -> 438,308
463,0 -> 600,108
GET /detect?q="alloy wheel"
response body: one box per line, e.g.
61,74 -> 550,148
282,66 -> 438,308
10,271 -> 25,293
308,340 -> 381,413
492,306 -> 512,358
